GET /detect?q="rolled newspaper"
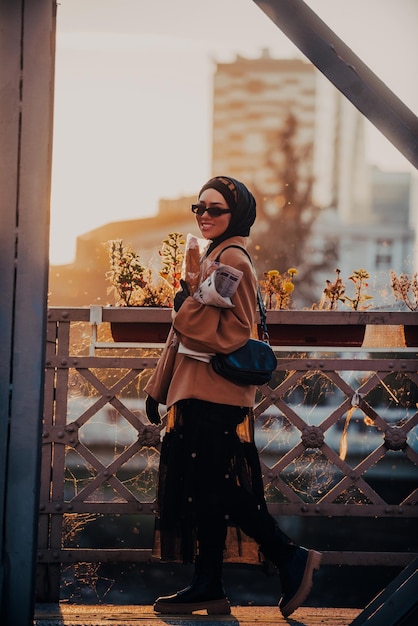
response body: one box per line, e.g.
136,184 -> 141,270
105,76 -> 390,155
193,263 -> 243,308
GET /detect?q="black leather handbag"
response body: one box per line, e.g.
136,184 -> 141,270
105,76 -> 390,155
211,246 -> 276,386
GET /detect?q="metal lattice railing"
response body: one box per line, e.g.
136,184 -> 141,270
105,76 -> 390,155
37,307 -> 418,601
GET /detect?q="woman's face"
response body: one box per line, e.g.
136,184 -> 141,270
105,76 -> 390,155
195,188 -> 232,240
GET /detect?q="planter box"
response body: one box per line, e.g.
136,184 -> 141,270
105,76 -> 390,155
110,321 -> 172,343
263,311 -> 367,347
404,324 -> 418,347
103,307 -> 173,343
98,307 -> 416,348
263,311 -> 416,348
266,323 -> 366,347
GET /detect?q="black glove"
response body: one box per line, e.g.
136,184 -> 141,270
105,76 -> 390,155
173,279 -> 190,312
145,395 -> 161,425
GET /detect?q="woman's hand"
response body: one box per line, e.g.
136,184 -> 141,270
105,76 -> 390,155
145,395 -> 161,425
173,279 -> 190,312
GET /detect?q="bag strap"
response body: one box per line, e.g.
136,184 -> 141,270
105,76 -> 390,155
215,245 -> 269,342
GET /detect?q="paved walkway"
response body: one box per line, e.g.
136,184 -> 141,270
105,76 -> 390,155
34,604 -> 361,625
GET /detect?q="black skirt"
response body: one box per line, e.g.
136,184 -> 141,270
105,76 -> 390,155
152,399 -> 268,564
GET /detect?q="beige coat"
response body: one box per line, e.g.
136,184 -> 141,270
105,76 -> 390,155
145,236 -> 258,408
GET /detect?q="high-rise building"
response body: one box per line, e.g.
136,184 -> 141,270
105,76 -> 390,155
211,49 -> 371,224
210,50 -> 414,307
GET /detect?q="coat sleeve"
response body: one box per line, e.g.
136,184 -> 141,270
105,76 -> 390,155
173,249 -> 257,354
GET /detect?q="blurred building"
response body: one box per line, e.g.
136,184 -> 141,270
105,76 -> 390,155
312,166 -> 414,308
48,196 -> 196,306
210,50 -> 414,307
211,49 -> 371,224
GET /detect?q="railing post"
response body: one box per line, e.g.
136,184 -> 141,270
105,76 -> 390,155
36,318 -> 64,603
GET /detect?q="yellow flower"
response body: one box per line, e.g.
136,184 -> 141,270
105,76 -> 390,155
260,266 -> 298,309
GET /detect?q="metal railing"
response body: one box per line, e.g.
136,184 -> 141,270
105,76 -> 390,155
37,307 -> 418,601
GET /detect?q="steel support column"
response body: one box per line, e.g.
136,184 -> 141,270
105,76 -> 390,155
252,0 -> 418,168
0,1 -> 56,624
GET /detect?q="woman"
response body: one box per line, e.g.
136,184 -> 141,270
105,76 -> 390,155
144,176 -> 321,618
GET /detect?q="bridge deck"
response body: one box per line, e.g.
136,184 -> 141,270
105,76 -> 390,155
34,604 -> 361,625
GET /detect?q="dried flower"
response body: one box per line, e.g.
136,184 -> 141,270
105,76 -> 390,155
319,268 -> 346,310
260,268 -> 298,310
319,268 -> 373,310
105,235 -> 185,307
343,269 -> 373,311
390,271 -> 418,311
159,232 -> 185,294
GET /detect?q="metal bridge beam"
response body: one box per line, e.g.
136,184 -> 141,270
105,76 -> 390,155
0,0 -> 56,623
252,0 -> 418,168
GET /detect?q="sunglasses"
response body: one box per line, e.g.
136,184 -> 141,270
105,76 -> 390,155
191,204 -> 232,218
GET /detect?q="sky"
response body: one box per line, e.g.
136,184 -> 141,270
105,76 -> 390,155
50,0 -> 418,265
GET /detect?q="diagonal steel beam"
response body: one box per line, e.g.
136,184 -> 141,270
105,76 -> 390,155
252,0 -> 418,168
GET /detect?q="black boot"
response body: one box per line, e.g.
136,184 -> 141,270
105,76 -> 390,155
260,526 -> 321,618
153,555 -> 230,615
278,546 -> 322,617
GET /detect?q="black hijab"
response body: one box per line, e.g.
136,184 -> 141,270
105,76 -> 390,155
197,176 -> 256,255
